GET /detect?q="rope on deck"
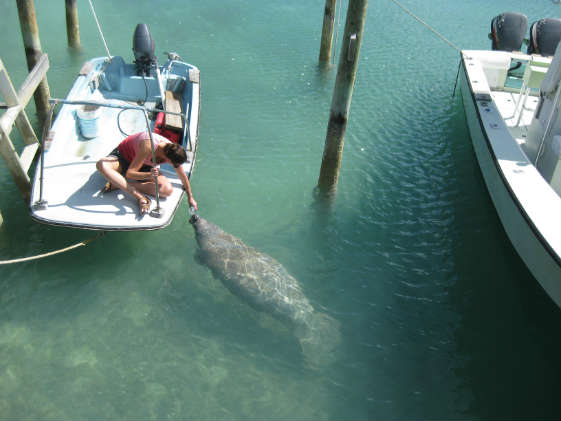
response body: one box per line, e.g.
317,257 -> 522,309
0,232 -> 105,265
388,0 -> 460,52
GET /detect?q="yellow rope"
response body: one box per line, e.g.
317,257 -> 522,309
389,0 -> 460,52
0,232 -> 105,265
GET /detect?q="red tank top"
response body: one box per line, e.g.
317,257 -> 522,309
117,132 -> 170,166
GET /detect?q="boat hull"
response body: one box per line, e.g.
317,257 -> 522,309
460,52 -> 561,307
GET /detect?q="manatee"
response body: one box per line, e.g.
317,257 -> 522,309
189,214 -> 340,367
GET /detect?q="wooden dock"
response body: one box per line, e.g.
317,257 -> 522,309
0,53 -> 49,224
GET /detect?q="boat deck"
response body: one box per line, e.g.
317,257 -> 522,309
490,90 -> 539,147
31,98 -> 195,231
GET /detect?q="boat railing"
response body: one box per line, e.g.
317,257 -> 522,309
47,98 -> 192,152
35,98 -> 192,218
47,98 -> 186,120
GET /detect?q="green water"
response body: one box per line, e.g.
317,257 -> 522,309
1,0 -> 560,419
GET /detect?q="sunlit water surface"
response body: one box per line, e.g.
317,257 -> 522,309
1,0 -> 559,419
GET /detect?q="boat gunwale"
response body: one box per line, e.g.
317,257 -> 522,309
460,50 -> 561,269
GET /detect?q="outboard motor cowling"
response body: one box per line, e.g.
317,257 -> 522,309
527,18 -> 561,56
133,23 -> 155,75
490,12 -> 528,52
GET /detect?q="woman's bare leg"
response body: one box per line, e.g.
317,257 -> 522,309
134,175 -> 173,197
96,157 -> 147,203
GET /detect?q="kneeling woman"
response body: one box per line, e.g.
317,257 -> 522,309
96,131 -> 197,215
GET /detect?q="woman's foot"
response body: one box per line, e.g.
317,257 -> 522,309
101,181 -> 118,194
138,196 -> 151,216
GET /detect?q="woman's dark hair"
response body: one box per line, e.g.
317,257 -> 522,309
163,143 -> 187,168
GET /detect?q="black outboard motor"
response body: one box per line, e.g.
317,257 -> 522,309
527,18 -> 561,56
490,12 -> 528,52
133,23 -> 155,76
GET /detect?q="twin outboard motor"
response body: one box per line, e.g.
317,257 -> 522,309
527,18 -> 561,56
490,12 -> 528,52
133,23 -> 155,76
490,13 -> 561,56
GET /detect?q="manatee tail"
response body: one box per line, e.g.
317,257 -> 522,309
295,311 -> 341,368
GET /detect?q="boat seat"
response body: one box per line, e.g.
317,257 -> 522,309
513,61 -> 549,126
164,90 -> 182,131
549,135 -> 561,196
539,43 -> 561,98
523,43 -> 561,161
481,52 -> 512,88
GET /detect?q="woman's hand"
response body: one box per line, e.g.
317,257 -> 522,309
188,196 -> 198,211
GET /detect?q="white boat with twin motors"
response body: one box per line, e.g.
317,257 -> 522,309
30,24 -> 200,231
459,13 -> 561,307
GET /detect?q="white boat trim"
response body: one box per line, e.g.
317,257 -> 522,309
460,49 -> 561,307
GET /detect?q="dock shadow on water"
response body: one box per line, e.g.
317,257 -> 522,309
189,215 -> 341,368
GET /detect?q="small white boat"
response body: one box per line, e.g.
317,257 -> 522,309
459,13 -> 561,307
30,24 -> 200,231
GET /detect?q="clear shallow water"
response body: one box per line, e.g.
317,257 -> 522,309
1,0 -> 560,419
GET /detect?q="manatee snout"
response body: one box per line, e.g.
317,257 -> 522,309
189,214 -> 200,224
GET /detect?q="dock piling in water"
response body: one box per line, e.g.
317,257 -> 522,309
15,0 -> 51,123
318,0 -> 368,195
65,0 -> 81,49
319,0 -> 337,65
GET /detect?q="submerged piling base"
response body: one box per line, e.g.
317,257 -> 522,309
318,113 -> 347,195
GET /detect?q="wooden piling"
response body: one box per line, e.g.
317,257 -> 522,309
16,0 -> 51,123
65,0 -> 81,49
319,0 -> 337,65
318,0 -> 368,195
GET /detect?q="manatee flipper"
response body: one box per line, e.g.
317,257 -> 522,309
295,311 -> 341,368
